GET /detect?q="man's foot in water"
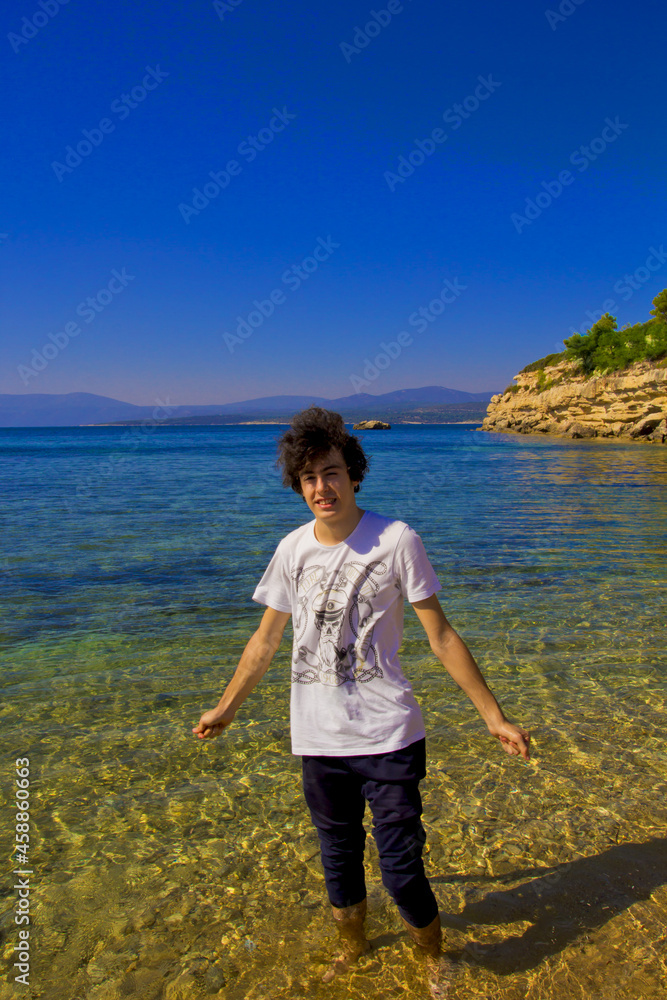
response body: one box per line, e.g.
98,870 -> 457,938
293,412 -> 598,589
322,898 -> 371,982
322,938 -> 372,982
401,912 -> 453,998
425,953 -> 454,999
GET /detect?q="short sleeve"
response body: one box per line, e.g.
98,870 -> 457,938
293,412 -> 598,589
252,541 -> 293,613
393,525 -> 441,602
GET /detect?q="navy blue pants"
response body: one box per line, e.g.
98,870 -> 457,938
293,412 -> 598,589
301,737 -> 439,928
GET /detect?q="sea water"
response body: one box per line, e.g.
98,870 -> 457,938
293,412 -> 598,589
0,424 -> 666,999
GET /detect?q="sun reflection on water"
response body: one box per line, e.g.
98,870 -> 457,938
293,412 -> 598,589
1,426 -> 666,999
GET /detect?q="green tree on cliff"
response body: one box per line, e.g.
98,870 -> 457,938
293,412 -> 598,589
564,313 -> 618,374
563,289 -> 667,374
651,288 -> 667,323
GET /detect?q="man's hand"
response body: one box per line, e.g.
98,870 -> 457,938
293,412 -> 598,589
410,596 -> 531,762
192,707 -> 235,740
488,719 -> 530,761
191,607 -> 290,742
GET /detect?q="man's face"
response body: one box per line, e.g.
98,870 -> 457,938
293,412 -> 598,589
298,447 -> 359,524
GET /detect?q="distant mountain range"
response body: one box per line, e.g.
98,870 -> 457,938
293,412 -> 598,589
0,387 -> 497,428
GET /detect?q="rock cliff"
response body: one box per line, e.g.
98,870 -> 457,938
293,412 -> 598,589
481,357 -> 667,442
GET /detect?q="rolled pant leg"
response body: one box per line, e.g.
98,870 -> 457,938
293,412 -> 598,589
358,740 -> 439,928
301,754 -> 367,909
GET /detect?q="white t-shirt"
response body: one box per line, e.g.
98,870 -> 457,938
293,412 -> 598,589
252,509 -> 441,756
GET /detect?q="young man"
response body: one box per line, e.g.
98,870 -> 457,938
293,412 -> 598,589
193,407 -> 529,987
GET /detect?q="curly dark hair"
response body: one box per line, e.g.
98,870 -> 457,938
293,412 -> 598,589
276,406 -> 370,494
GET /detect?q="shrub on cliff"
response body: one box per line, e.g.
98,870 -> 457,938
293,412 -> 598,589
519,351 -> 567,374
563,289 -> 667,374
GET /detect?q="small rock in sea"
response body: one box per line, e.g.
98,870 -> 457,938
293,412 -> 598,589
352,419 -> 391,429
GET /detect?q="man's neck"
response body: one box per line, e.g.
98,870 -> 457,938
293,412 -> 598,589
314,506 -> 365,546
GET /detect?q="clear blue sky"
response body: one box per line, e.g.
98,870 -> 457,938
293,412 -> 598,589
2,0 -> 666,405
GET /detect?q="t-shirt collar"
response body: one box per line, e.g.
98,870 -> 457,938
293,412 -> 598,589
310,509 -> 368,549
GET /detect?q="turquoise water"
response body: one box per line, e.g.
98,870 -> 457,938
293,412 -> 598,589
1,425 -> 666,999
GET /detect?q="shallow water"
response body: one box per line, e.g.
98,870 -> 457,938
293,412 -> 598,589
1,425 -> 666,999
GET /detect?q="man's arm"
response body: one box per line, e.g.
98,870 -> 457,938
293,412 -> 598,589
192,606 -> 291,740
411,594 -> 530,760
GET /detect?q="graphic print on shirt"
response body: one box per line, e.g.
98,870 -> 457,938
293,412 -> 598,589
291,560 -> 388,685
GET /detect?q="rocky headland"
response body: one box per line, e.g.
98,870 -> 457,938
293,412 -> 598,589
481,357 -> 667,443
